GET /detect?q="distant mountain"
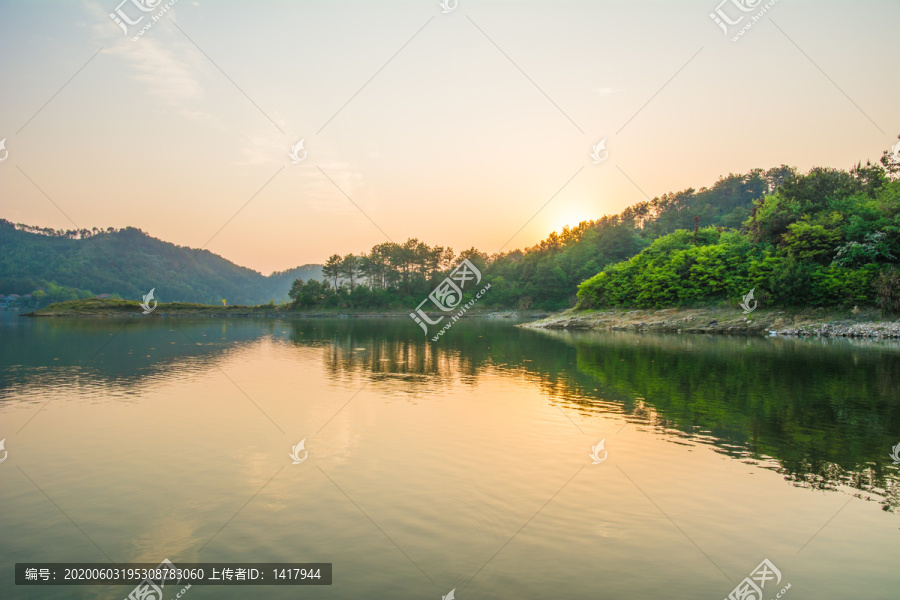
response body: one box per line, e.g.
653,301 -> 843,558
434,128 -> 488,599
266,265 -> 324,301
0,219 -> 322,304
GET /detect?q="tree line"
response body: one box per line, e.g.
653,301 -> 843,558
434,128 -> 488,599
289,166 -> 796,310
12,223 -> 132,239
577,146 -> 900,312
292,140 -> 900,313
289,241 -> 487,308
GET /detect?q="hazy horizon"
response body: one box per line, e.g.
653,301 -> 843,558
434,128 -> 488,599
2,0 -> 898,274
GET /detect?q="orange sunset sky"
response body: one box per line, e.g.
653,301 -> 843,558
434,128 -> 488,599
1,0 -> 898,273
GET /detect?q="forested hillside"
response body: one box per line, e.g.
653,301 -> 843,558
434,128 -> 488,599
287,166 -> 793,310
0,221 -> 321,305
577,159 -> 900,312
5,142 -> 898,312
288,146 -> 900,313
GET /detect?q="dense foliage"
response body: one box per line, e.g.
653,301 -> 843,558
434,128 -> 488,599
577,159 -> 900,311
288,241 -> 485,309
288,167 -> 793,310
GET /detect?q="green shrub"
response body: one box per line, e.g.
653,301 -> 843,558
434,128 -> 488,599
874,267 -> 900,315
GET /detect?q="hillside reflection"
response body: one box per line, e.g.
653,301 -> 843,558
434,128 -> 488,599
2,315 -> 898,511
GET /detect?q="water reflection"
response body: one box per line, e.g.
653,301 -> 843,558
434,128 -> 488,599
536,329 -> 900,513
2,315 -> 898,512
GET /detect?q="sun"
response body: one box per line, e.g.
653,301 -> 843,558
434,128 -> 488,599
549,212 -> 593,235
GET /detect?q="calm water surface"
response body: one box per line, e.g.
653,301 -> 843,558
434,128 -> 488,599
1,313 -> 898,599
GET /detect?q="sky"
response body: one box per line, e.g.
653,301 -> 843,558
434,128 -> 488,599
1,0 -> 898,274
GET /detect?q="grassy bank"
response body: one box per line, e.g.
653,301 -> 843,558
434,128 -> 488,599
23,298 -> 282,317
23,298 -> 539,319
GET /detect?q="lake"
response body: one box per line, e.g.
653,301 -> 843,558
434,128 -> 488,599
1,313 -> 898,599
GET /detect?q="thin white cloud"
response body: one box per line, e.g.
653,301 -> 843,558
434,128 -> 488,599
83,0 -> 296,167
110,38 -> 204,105
593,86 -> 625,97
83,1 -> 212,117
303,160 -> 377,217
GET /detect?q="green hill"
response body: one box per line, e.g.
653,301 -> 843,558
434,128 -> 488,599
0,220 -> 321,305
576,165 -> 900,311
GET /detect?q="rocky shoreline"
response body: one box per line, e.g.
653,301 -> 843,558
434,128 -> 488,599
24,299 -> 900,339
521,307 -> 900,339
